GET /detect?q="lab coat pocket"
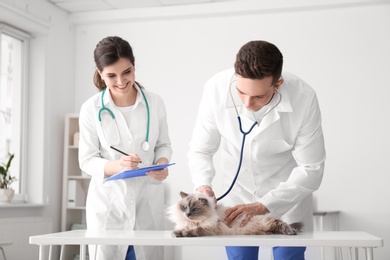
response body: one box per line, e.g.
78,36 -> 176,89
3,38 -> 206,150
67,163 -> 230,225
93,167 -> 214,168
105,181 -> 128,229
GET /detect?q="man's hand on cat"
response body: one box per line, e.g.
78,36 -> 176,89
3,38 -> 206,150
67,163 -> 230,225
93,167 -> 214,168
195,185 -> 217,205
224,202 -> 269,227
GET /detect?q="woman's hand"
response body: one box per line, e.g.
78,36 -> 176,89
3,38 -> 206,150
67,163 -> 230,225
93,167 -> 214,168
224,202 -> 269,227
120,153 -> 142,170
146,157 -> 169,181
104,153 -> 141,177
106,156 -> 170,181
146,167 -> 168,181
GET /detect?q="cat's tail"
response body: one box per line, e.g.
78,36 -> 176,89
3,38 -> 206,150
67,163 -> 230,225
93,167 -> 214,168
289,222 -> 303,234
270,219 -> 303,235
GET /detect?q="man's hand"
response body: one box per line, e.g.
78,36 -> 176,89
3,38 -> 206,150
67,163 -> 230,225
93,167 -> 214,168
224,202 -> 269,227
195,185 -> 217,204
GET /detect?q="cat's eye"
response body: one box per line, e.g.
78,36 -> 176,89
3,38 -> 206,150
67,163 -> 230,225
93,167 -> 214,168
193,207 -> 199,211
181,205 -> 187,211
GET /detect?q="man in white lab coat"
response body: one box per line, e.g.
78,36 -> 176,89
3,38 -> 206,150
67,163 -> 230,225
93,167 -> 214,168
188,40 -> 326,260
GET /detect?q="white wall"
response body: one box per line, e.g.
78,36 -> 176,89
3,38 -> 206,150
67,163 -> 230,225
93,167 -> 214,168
72,1 -> 390,259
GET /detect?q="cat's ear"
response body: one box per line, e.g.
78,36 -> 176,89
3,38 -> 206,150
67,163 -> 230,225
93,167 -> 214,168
199,198 -> 209,205
180,191 -> 189,198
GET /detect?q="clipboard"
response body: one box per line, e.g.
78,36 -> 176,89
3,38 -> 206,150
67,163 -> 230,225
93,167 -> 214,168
105,163 -> 175,182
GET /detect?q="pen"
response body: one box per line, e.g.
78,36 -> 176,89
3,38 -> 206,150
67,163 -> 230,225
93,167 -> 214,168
110,146 -> 129,156
109,146 -> 142,163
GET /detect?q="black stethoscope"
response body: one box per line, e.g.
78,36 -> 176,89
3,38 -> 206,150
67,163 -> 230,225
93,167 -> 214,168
216,76 -> 282,201
98,85 -> 151,152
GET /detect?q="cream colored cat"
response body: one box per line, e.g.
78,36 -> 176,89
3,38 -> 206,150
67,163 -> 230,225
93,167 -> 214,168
167,191 -> 302,237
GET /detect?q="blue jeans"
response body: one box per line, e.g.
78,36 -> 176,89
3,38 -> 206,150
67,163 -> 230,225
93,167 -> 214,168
225,246 -> 306,260
125,246 -> 136,260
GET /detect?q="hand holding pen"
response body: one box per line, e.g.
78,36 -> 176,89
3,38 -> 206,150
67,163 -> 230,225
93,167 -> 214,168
110,146 -> 169,182
110,146 -> 142,170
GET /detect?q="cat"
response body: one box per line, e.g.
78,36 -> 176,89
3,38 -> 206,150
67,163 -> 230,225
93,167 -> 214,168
167,191 -> 302,237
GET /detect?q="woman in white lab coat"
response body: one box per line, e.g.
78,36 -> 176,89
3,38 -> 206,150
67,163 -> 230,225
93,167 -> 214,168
188,40 -> 325,260
79,36 -> 172,260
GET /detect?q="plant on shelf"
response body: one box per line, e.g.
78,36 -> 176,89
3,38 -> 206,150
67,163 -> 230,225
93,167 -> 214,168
0,153 -> 16,189
0,153 -> 17,203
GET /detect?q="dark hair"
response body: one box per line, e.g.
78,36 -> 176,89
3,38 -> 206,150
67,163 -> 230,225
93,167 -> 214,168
93,36 -> 135,91
234,40 -> 283,85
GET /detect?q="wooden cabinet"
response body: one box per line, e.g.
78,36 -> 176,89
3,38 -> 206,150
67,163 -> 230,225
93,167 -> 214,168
61,113 -> 90,259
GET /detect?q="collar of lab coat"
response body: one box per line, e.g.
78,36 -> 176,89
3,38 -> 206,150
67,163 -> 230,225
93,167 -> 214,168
225,74 -> 292,133
100,83 -> 147,110
225,75 -> 292,113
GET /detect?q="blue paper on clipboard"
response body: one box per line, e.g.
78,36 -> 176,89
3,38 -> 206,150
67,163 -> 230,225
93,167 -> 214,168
105,163 -> 175,182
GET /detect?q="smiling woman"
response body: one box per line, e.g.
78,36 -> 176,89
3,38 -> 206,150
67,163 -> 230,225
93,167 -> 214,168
0,24 -> 30,197
78,36 -> 172,260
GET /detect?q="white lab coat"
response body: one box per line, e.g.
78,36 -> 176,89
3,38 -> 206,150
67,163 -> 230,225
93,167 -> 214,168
79,84 -> 172,260
188,68 -> 325,230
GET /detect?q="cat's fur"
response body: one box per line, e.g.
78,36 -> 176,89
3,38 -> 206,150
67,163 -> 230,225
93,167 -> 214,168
167,191 -> 302,237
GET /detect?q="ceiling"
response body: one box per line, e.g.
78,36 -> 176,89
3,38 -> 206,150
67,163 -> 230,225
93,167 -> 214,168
47,0 -> 239,13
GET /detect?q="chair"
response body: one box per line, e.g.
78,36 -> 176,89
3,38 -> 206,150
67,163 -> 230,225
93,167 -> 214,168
0,241 -> 12,260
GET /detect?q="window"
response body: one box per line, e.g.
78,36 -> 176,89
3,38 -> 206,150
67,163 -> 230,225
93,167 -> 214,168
0,24 -> 29,198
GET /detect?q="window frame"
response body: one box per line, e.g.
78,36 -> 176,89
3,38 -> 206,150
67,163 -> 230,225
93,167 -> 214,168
0,23 -> 30,202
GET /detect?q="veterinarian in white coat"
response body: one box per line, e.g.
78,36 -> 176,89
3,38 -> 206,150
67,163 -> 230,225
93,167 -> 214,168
79,36 -> 172,260
188,40 -> 325,260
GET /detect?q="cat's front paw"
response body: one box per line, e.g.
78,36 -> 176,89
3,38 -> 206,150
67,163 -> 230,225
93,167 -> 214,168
181,229 -> 198,237
172,228 -> 206,237
172,230 -> 184,237
172,229 -> 198,237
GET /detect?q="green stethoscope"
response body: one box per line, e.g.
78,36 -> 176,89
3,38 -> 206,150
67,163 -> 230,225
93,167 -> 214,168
98,85 -> 150,152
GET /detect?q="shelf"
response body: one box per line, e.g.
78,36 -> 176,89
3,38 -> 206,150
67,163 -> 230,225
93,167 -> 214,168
61,114 -> 90,227
68,176 -> 91,180
67,206 -> 87,210
61,113 -> 89,260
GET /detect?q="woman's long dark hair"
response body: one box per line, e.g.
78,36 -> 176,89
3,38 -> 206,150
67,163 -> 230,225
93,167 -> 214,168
93,36 -> 135,91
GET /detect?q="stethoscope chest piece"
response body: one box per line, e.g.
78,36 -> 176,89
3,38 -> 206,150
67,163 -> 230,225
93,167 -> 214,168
142,141 -> 150,152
